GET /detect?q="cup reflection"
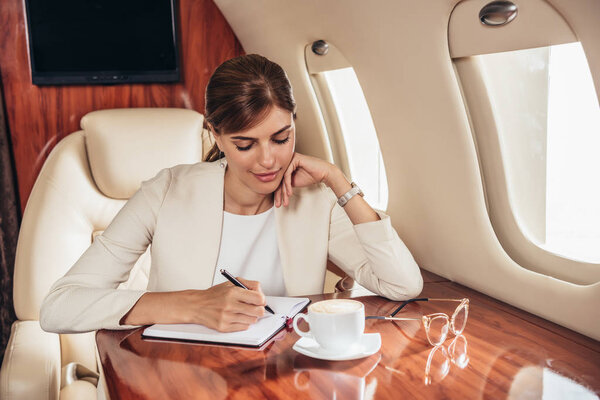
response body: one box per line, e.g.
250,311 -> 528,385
292,353 -> 381,399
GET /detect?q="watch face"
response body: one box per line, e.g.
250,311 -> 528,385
352,182 -> 364,196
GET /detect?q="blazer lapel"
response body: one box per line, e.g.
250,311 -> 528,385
275,186 -> 332,296
274,204 -> 293,294
187,161 -> 225,289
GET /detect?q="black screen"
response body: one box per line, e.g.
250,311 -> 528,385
26,0 -> 179,85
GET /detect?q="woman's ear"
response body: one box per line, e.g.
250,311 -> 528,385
213,134 -> 223,152
207,122 -> 223,151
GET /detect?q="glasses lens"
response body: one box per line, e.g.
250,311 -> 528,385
452,304 -> 468,335
426,315 -> 449,346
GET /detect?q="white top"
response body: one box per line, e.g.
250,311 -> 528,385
211,207 -> 286,296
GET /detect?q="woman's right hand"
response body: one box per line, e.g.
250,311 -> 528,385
120,279 -> 267,332
177,278 -> 267,332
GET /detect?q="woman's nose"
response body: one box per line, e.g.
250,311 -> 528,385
259,145 -> 275,168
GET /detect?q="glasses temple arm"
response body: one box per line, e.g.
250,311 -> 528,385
390,297 -> 429,317
427,298 -> 465,302
366,316 -> 421,321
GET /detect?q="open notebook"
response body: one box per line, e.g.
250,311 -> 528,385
142,296 -> 310,347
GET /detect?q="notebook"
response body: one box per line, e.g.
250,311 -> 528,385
142,296 -> 310,347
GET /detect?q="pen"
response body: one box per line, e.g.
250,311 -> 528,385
220,269 -> 275,314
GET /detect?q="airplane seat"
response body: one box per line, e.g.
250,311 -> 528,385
0,108 -> 212,400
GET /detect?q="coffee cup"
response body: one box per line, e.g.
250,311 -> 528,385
293,299 -> 365,353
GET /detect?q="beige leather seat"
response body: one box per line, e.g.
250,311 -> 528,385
0,108 -> 213,400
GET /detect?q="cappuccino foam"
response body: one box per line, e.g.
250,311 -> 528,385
309,299 -> 363,314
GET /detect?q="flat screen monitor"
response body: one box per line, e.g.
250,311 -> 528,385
25,0 -> 180,85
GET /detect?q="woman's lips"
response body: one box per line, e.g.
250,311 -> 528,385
252,170 -> 279,182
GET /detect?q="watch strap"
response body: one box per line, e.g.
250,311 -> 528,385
337,182 -> 364,207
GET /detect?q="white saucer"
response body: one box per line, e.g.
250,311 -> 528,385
292,333 -> 381,361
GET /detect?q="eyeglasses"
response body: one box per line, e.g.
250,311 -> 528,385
366,297 -> 469,346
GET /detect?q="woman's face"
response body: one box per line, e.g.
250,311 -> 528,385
214,106 -> 295,197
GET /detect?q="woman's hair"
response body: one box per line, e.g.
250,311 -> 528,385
203,54 -> 297,162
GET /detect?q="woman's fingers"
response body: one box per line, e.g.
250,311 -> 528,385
185,284 -> 269,331
284,182 -> 289,207
219,322 -> 251,333
281,182 -> 287,207
282,157 -> 298,207
274,179 -> 288,207
237,278 -> 262,293
281,153 -> 298,207
228,302 -> 265,319
232,286 -> 266,307
284,152 -> 336,189
285,167 -> 293,197
274,184 -> 281,207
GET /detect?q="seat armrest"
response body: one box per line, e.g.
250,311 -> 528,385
1,321 -> 61,400
335,275 -> 357,292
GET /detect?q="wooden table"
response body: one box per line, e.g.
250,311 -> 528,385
97,271 -> 600,399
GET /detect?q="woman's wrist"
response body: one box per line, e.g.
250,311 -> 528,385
324,166 -> 353,198
121,290 -> 197,326
323,164 -> 380,224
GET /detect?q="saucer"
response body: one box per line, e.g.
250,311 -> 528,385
292,333 -> 381,361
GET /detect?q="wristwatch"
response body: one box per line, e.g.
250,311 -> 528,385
337,182 -> 364,207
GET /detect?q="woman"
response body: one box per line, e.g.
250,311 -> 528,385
40,54 -> 422,334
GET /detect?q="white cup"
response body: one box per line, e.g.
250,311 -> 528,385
293,299 -> 365,353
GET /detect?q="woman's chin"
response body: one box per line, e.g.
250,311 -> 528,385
249,181 -> 281,196
250,175 -> 284,193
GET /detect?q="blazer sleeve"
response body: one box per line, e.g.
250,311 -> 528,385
39,168 -> 172,334
327,192 -> 423,301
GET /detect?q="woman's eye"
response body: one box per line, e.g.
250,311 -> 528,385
234,136 -> 289,151
235,143 -> 253,151
273,137 -> 290,145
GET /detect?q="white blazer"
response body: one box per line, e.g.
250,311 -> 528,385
40,160 -> 423,333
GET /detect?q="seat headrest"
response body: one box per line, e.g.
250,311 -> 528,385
81,108 -> 210,199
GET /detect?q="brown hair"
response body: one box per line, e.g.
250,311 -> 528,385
203,54 -> 297,162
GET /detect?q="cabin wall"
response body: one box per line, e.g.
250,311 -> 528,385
213,0 -> 600,339
0,88 -> 19,365
0,0 -> 244,212
0,0 -> 243,362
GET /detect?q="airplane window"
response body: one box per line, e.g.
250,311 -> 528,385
318,67 -> 389,210
473,42 -> 600,263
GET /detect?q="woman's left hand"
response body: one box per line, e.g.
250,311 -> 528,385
275,152 -> 341,207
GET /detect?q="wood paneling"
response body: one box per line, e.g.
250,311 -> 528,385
0,0 -> 244,211
97,279 -> 600,399
0,85 -> 19,365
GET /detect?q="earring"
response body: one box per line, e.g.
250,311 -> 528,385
219,151 -> 225,168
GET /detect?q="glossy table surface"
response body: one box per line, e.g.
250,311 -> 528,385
97,271 -> 600,399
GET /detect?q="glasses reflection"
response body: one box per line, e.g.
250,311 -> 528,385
383,335 -> 470,387
424,335 -> 470,386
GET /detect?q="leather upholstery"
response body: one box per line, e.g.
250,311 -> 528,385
0,321 -> 61,400
1,108 -> 211,399
82,108 -> 208,199
59,380 -> 97,400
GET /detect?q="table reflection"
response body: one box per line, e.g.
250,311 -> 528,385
481,346 -> 599,399
292,353 -> 381,400
508,366 -> 598,399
